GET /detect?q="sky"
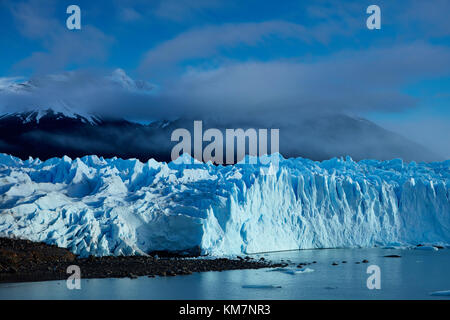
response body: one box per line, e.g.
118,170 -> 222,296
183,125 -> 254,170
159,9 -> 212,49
0,0 -> 449,158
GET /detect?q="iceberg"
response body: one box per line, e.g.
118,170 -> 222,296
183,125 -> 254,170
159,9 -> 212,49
430,290 -> 450,296
414,246 -> 439,251
242,285 -> 282,289
269,267 -> 314,275
0,153 -> 449,257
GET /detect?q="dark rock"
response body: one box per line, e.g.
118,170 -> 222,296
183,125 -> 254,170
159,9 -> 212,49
8,266 -> 18,273
148,246 -> 201,258
384,254 -> 401,258
0,237 -> 283,284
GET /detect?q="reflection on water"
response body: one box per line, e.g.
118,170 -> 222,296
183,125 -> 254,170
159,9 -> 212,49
1,248 -> 449,300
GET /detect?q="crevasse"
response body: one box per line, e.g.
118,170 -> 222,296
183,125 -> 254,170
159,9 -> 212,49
0,153 -> 448,257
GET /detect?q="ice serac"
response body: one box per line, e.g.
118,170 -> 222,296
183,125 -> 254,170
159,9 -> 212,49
0,153 -> 449,257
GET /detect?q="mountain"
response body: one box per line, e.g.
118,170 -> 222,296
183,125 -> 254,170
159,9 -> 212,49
0,107 -> 102,125
0,69 -> 440,162
0,109 -> 441,162
109,68 -> 153,91
0,108 -> 175,161
0,153 -> 448,256
276,114 -> 442,162
0,68 -> 153,94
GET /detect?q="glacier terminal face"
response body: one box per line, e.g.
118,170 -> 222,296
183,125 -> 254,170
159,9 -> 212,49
0,153 -> 448,257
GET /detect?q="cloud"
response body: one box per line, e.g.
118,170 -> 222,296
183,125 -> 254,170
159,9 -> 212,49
119,7 -> 142,22
154,0 -> 224,22
138,18 -> 362,76
144,42 -> 450,120
8,0 -> 57,39
8,0 -> 114,74
1,0 -> 448,160
139,21 -> 307,75
2,42 -> 449,123
0,77 -> 23,88
377,116 -> 450,159
0,69 -> 154,117
139,0 -> 450,77
387,0 -> 450,38
1,41 -> 449,160
110,0 -> 226,24
305,0 -> 450,38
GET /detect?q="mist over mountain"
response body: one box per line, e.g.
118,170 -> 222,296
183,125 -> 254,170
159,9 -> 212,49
0,69 -> 442,163
0,108 -> 439,163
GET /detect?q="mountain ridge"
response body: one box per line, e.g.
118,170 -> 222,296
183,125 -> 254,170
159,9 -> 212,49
0,109 -> 442,163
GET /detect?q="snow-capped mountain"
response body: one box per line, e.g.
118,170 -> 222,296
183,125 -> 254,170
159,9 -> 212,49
0,69 -> 441,162
0,106 -> 177,162
0,107 -> 102,125
0,111 -> 441,163
0,69 -> 152,125
0,153 -> 448,256
0,69 -> 153,94
109,68 -> 153,92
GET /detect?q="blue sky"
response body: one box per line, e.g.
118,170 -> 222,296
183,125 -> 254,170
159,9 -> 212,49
0,0 -> 449,157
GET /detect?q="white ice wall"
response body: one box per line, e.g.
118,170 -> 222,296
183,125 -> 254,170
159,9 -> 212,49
0,153 -> 448,256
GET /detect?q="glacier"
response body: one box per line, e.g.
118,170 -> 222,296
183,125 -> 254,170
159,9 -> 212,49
0,153 -> 449,257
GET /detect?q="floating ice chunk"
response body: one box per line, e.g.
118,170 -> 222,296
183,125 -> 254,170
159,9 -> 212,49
382,245 -> 413,250
242,285 -> 282,289
430,290 -> 450,296
268,268 -> 291,272
414,246 -> 439,251
295,267 -> 314,274
381,242 -> 409,249
268,267 -> 314,275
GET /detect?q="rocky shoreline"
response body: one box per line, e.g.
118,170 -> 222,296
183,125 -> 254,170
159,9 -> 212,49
0,238 -> 282,284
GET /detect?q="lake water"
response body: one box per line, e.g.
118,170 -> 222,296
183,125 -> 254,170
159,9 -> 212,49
1,248 -> 449,300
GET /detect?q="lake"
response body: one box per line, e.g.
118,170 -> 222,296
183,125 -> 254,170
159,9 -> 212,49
1,248 -> 449,300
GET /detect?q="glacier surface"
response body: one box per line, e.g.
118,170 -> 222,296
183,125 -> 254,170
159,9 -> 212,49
0,153 -> 449,257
